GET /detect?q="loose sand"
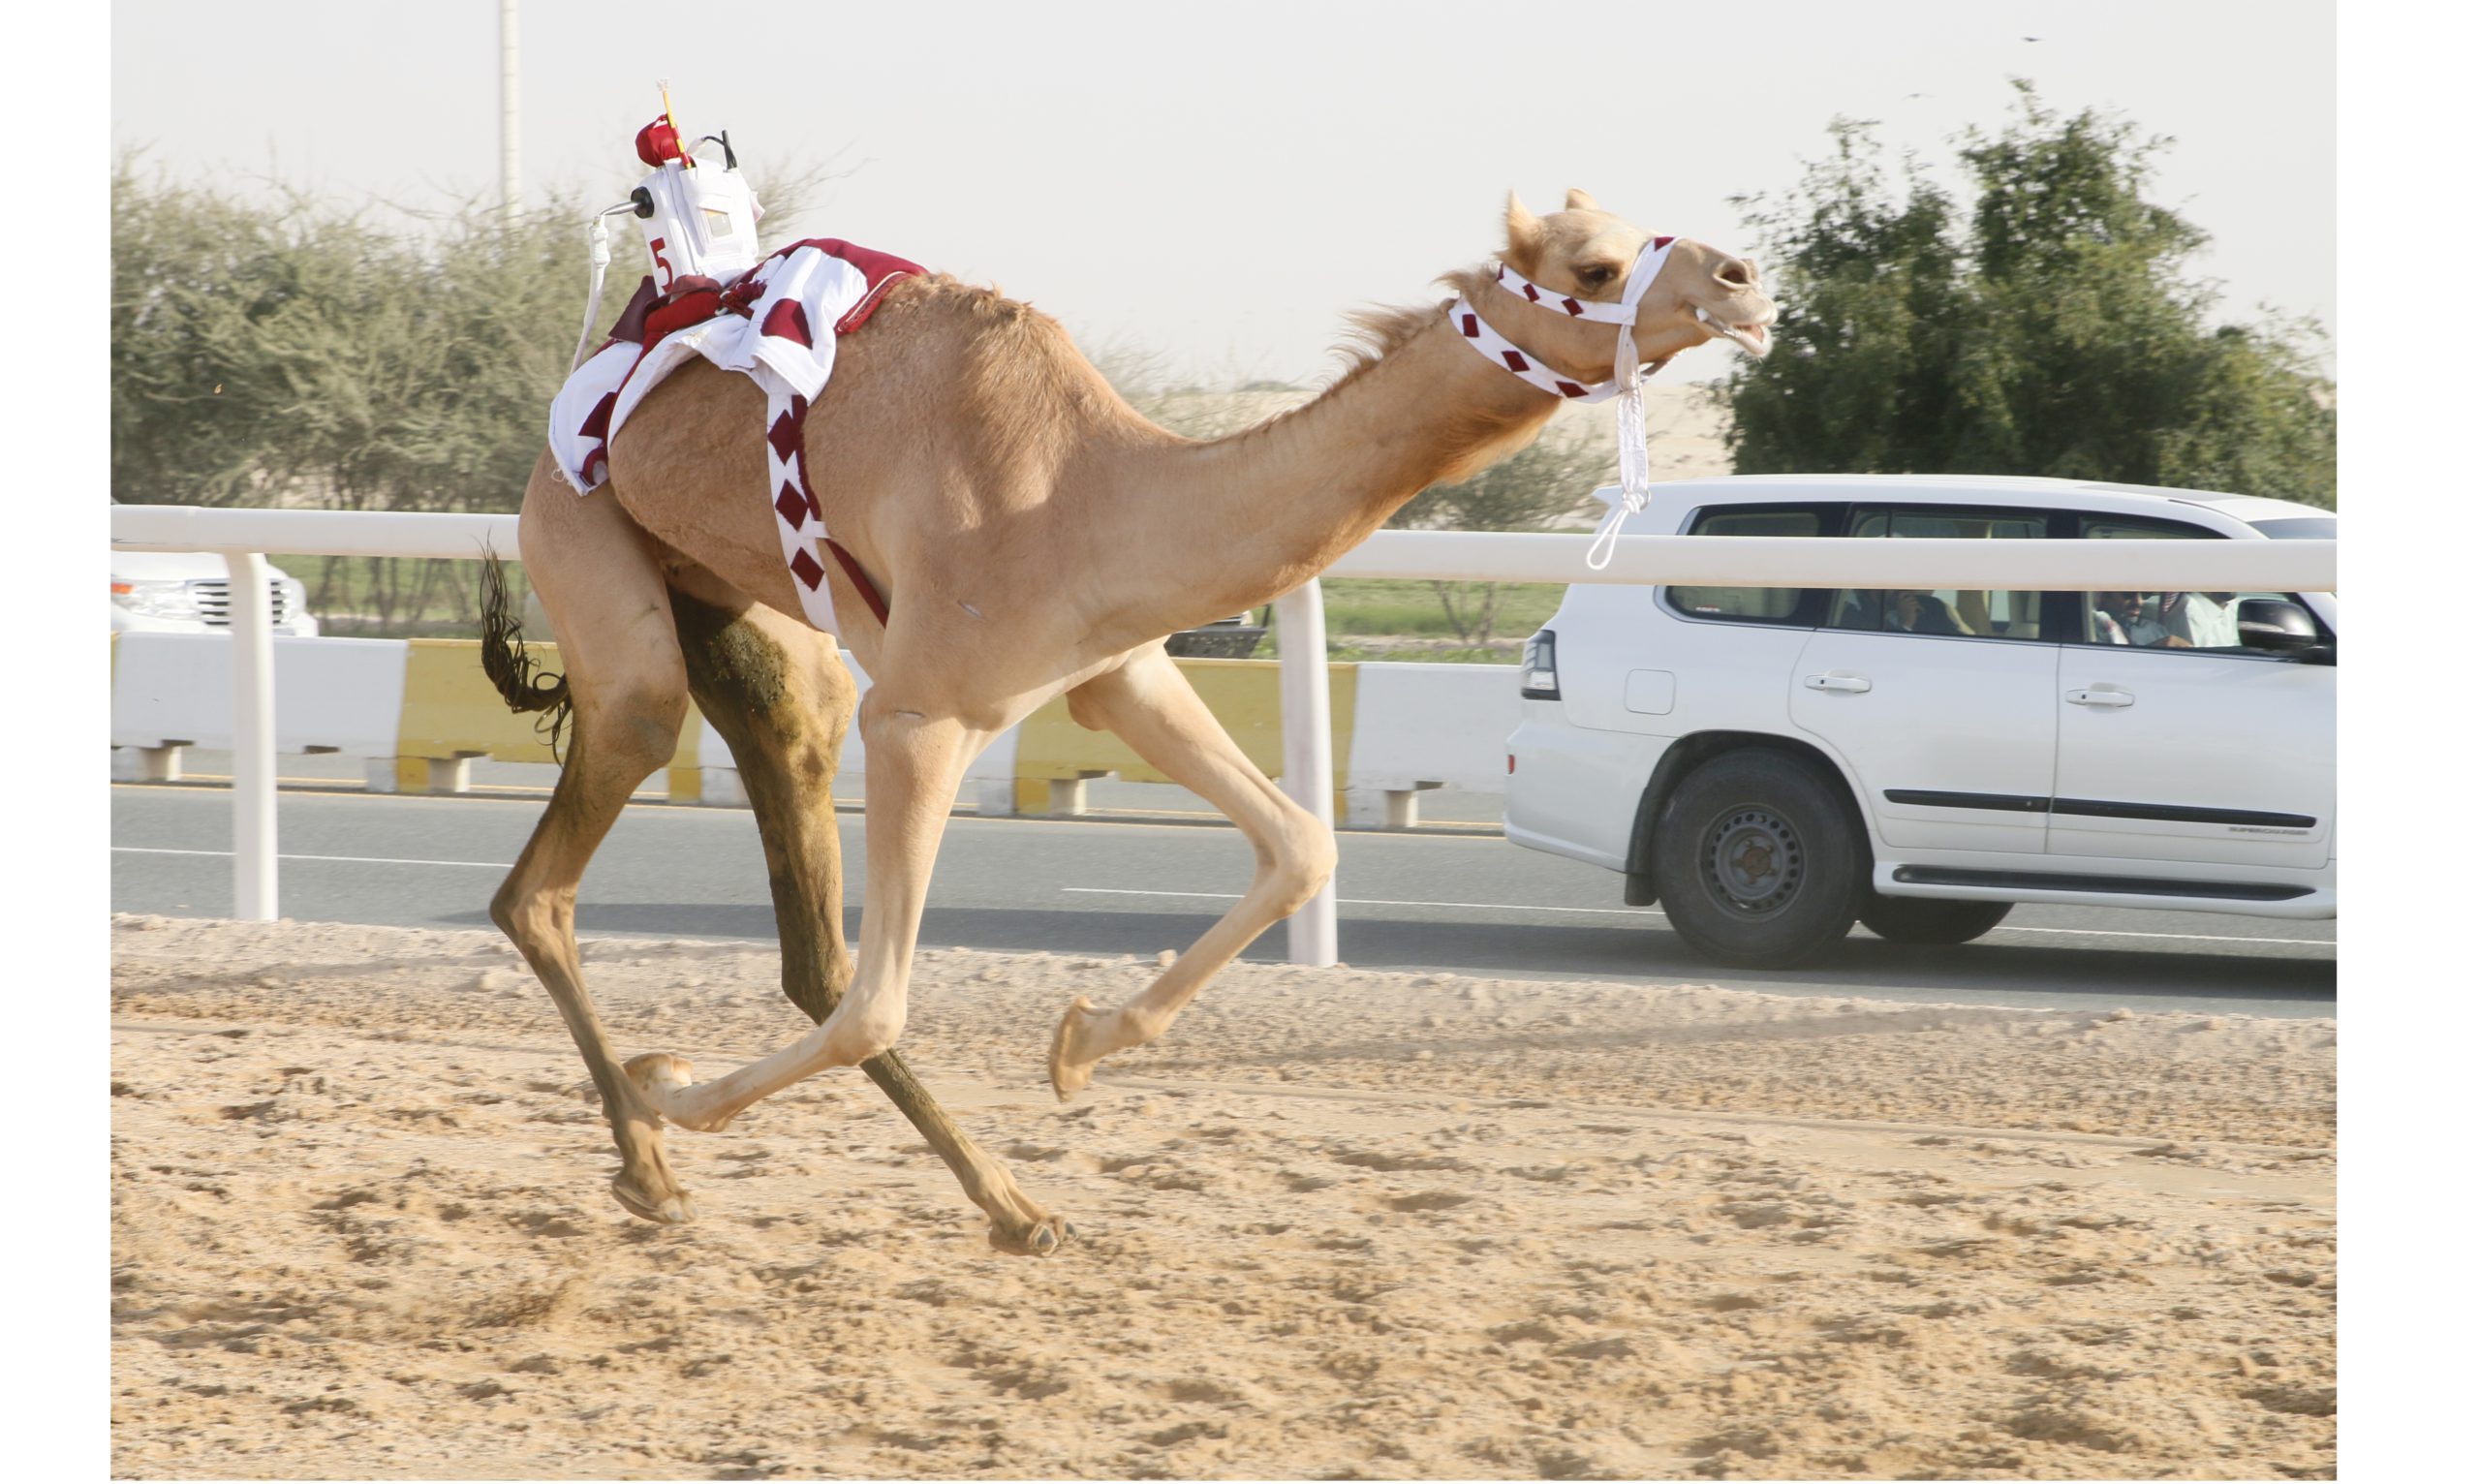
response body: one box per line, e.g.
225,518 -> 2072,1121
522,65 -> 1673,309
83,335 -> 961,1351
111,915 -> 2334,1480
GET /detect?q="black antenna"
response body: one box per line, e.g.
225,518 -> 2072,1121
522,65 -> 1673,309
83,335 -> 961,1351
699,131 -> 739,170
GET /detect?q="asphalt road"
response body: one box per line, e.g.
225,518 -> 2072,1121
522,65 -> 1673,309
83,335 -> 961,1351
111,784 -> 2337,1019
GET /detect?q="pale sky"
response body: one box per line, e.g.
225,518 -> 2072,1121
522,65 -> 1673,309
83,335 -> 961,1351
111,0 -> 2334,386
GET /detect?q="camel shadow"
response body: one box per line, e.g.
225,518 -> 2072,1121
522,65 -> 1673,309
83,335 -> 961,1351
433,903 -> 2338,1009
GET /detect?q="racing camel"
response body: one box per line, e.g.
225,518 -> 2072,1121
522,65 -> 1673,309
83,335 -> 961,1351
484,191 -> 1777,1254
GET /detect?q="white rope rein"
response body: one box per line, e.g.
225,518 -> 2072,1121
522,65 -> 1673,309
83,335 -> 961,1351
1447,237 -> 1677,570
1590,238 -> 1675,570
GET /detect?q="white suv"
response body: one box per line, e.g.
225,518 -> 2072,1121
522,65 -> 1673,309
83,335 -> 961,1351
1504,476 -> 2336,968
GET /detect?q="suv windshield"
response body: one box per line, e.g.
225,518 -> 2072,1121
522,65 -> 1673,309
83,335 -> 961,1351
2248,515 -> 2337,540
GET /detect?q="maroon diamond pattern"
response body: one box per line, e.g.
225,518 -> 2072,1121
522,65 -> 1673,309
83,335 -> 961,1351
775,482 -> 808,529
1522,284 -> 1541,302
1561,296 -> 1584,317
767,412 -> 801,463
1556,382 -> 1588,398
1501,350 -> 1530,373
1460,313 -> 1480,337
789,547 -> 825,590
761,298 -> 814,348
577,391 -> 616,441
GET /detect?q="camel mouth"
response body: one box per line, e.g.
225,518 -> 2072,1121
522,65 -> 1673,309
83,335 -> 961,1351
1698,309 -> 1772,357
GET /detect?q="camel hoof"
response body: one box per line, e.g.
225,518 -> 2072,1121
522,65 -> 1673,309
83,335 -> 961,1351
1047,995 -> 1107,1101
610,1174 -> 696,1225
989,1214 -> 1076,1257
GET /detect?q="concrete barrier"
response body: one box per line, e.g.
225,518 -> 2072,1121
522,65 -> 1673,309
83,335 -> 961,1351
111,634 -> 408,783
110,634 -> 1519,824
1344,662 -> 1523,826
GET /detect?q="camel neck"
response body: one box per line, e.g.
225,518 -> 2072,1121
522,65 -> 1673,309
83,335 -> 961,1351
1104,307 -> 1564,634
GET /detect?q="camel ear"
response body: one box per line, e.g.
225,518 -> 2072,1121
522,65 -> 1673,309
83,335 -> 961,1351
1564,188 -> 1602,213
1504,191 -> 1545,271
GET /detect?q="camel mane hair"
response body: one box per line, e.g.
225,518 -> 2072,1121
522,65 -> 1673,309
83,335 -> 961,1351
1238,265 -> 1534,480
1325,266 -> 1494,390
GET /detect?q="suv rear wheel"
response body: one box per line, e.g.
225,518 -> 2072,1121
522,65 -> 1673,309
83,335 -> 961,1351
1858,895 -> 2013,945
1653,752 -> 1864,969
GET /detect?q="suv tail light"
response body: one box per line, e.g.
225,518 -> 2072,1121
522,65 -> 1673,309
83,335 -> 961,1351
1520,629 -> 1561,700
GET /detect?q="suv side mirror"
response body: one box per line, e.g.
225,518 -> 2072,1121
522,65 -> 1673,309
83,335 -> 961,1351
2236,598 -> 2330,661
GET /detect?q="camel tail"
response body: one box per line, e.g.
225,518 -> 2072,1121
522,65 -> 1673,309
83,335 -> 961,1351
478,547 -> 574,761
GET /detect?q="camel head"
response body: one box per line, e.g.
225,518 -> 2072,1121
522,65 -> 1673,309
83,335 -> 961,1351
1502,188 -> 1776,363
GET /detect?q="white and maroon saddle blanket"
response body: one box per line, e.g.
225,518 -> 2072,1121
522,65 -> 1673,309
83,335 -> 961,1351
547,237 -> 920,632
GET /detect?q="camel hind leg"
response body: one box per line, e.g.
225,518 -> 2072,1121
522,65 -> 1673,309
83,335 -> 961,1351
1047,644 -> 1337,1097
664,579 -> 1070,1254
489,456 -> 698,1223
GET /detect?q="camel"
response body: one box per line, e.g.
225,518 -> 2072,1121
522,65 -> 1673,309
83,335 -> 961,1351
484,190 -> 1777,1255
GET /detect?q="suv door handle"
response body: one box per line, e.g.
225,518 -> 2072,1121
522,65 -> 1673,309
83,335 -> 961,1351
1804,673 -> 1873,694
2066,688 -> 2135,709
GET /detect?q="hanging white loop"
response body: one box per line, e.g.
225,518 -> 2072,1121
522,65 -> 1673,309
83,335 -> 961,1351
571,201 -> 645,372
571,218 -> 607,372
1585,494 -> 1639,571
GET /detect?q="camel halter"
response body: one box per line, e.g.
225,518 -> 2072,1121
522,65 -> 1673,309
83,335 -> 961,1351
1449,235 -> 1676,570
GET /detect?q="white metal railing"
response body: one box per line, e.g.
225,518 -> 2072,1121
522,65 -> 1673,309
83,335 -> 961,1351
111,505 -> 2339,961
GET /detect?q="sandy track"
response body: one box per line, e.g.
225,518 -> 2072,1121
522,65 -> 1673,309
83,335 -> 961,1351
111,915 -> 2334,1479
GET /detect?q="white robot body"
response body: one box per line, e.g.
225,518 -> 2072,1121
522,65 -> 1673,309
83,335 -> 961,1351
635,160 -> 763,291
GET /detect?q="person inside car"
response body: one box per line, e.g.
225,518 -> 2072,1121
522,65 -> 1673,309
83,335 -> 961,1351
1884,590 -> 1974,636
2162,591 -> 2242,649
2096,591 -> 2187,647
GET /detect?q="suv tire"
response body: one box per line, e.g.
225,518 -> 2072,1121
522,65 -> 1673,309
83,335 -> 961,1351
1858,895 -> 2013,945
1654,751 -> 1864,969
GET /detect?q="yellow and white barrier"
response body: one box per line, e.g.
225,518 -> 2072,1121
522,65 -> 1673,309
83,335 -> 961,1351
109,634 -> 700,798
1008,657 -> 1359,817
382,637 -> 702,798
109,634 -> 1515,826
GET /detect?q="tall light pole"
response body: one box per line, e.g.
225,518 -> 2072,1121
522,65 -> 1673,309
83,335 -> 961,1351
499,0 -> 521,226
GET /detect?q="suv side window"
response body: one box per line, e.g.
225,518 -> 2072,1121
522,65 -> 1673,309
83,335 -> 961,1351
1664,505 -> 1836,626
1828,507 -> 2053,641
2072,515 -> 2322,652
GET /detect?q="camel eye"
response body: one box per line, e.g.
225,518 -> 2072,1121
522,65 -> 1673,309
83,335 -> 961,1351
1575,263 -> 1619,290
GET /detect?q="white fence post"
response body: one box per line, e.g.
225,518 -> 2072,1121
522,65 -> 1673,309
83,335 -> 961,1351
222,551 -> 279,920
1275,580 -> 1339,967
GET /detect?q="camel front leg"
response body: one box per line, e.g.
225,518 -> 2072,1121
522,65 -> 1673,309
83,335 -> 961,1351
667,589 -> 1069,1254
626,696 -> 976,1123
1047,645 -> 1336,1098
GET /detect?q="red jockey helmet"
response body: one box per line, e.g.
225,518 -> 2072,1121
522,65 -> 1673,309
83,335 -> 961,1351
635,116 -> 684,169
